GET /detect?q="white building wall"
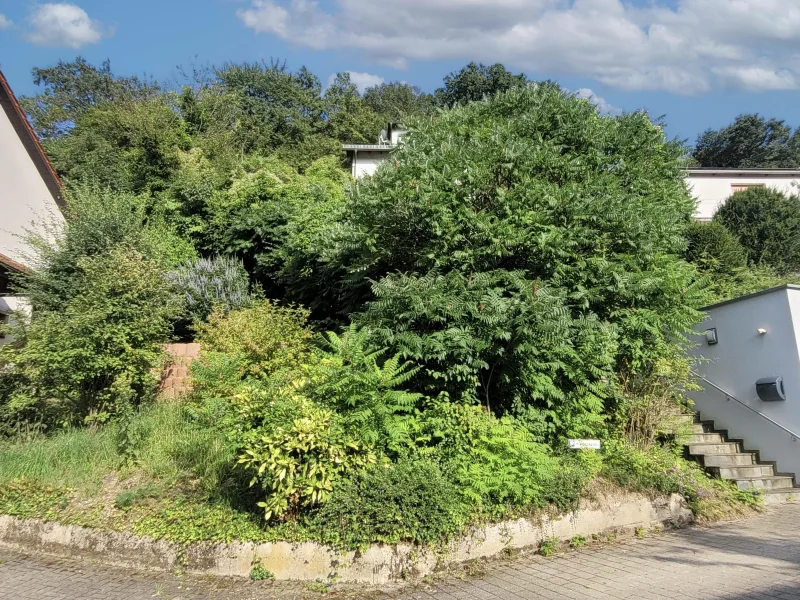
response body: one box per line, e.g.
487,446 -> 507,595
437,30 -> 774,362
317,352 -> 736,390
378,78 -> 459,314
352,151 -> 391,179
0,104 -> 63,266
687,174 -> 800,222
690,287 -> 800,477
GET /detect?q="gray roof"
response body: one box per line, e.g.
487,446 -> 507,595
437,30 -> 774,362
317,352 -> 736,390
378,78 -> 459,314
342,144 -> 395,151
701,284 -> 800,311
686,168 -> 800,177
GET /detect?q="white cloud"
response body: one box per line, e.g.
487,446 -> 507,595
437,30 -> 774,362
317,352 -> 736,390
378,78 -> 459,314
348,71 -> 385,92
573,88 -> 622,116
327,71 -> 385,92
0,14 -> 12,29
712,67 -> 798,92
26,3 -> 108,48
236,0 -> 800,95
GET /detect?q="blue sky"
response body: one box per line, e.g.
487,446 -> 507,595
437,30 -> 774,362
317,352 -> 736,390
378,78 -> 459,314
0,0 -> 798,145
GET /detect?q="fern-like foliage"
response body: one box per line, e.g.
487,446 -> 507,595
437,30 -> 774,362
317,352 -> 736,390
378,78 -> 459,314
306,324 -> 423,453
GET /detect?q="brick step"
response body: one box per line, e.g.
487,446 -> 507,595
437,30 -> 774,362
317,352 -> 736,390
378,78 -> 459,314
735,476 -> 796,491
689,433 -> 725,444
689,442 -> 742,455
713,464 -> 774,479
700,453 -> 757,467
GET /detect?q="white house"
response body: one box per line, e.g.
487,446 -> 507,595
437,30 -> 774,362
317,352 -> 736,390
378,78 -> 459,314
342,123 -> 405,179
0,71 -> 65,340
343,128 -> 800,222
686,169 -> 800,222
690,285 -> 800,483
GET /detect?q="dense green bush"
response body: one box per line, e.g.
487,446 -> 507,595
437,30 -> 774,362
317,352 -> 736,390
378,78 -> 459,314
203,156 -> 349,310
194,300 -> 312,379
169,255 -> 253,325
309,458 -> 468,549
683,220 -> 789,302
684,222 -> 747,275
602,439 -> 761,521
305,327 -> 422,452
0,248 -> 181,429
20,185 -> 194,314
714,187 -> 800,274
327,84 -> 702,434
412,401 -> 598,516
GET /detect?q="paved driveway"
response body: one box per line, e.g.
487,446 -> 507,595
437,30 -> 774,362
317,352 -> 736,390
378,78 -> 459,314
2,504 -> 800,600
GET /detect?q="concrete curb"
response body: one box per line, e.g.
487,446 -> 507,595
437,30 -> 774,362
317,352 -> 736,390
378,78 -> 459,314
0,492 -> 693,584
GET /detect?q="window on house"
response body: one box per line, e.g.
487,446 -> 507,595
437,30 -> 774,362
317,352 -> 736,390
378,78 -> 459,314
731,184 -> 765,194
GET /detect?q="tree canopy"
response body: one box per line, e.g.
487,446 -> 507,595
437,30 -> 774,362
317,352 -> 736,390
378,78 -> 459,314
693,114 -> 800,168
714,187 -> 800,274
435,62 -> 528,108
313,84 -> 704,433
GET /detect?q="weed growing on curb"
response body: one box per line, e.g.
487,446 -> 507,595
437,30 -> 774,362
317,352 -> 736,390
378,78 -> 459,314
307,580 -> 329,593
249,557 -> 274,581
569,535 -> 587,549
539,537 -> 559,557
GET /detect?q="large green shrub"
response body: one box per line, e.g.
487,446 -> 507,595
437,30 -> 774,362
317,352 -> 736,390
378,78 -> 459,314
238,398 -> 376,521
21,185 -> 194,314
194,300 -> 312,379
203,155 -> 349,310
1,248 -> 180,429
684,222 -> 747,275
684,221 -> 788,302
714,187 -> 800,274
412,401 -> 598,516
305,327 -> 422,452
309,458 -> 468,549
328,84 -> 703,431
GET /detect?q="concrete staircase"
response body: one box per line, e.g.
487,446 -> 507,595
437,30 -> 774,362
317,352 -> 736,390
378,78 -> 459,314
685,413 -> 800,505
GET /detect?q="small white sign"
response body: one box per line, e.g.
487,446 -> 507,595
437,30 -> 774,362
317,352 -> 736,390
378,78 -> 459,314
568,439 -> 601,450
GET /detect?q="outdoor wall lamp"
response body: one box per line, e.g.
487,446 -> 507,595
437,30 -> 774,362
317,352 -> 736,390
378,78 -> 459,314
757,328 -> 767,335
705,328 -> 718,345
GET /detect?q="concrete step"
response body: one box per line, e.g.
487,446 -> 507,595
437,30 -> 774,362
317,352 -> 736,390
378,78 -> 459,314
735,476 -> 796,491
689,433 -> 725,444
715,464 -> 775,479
691,423 -> 712,434
762,488 -> 800,506
701,453 -> 757,467
689,442 -> 742,455
672,413 -> 696,424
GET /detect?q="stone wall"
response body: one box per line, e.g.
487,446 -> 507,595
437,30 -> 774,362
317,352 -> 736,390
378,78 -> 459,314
159,343 -> 201,400
0,491 -> 694,584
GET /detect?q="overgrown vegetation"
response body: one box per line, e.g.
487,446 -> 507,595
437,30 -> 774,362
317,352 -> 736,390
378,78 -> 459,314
714,187 -> 800,275
0,59 -> 771,551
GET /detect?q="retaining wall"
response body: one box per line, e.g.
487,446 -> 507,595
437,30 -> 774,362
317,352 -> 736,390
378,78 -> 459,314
0,491 -> 693,584
159,343 -> 200,399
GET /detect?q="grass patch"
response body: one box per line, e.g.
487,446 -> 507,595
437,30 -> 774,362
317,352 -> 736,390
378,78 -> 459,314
0,403 -> 765,551
0,428 -> 117,493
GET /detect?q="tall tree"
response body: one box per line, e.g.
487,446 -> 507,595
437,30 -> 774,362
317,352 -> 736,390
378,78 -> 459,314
20,57 -> 160,139
324,72 -> 384,144
323,84 -> 703,425
693,114 -> 800,168
362,82 -> 435,122
213,61 -> 336,166
435,62 -> 528,108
